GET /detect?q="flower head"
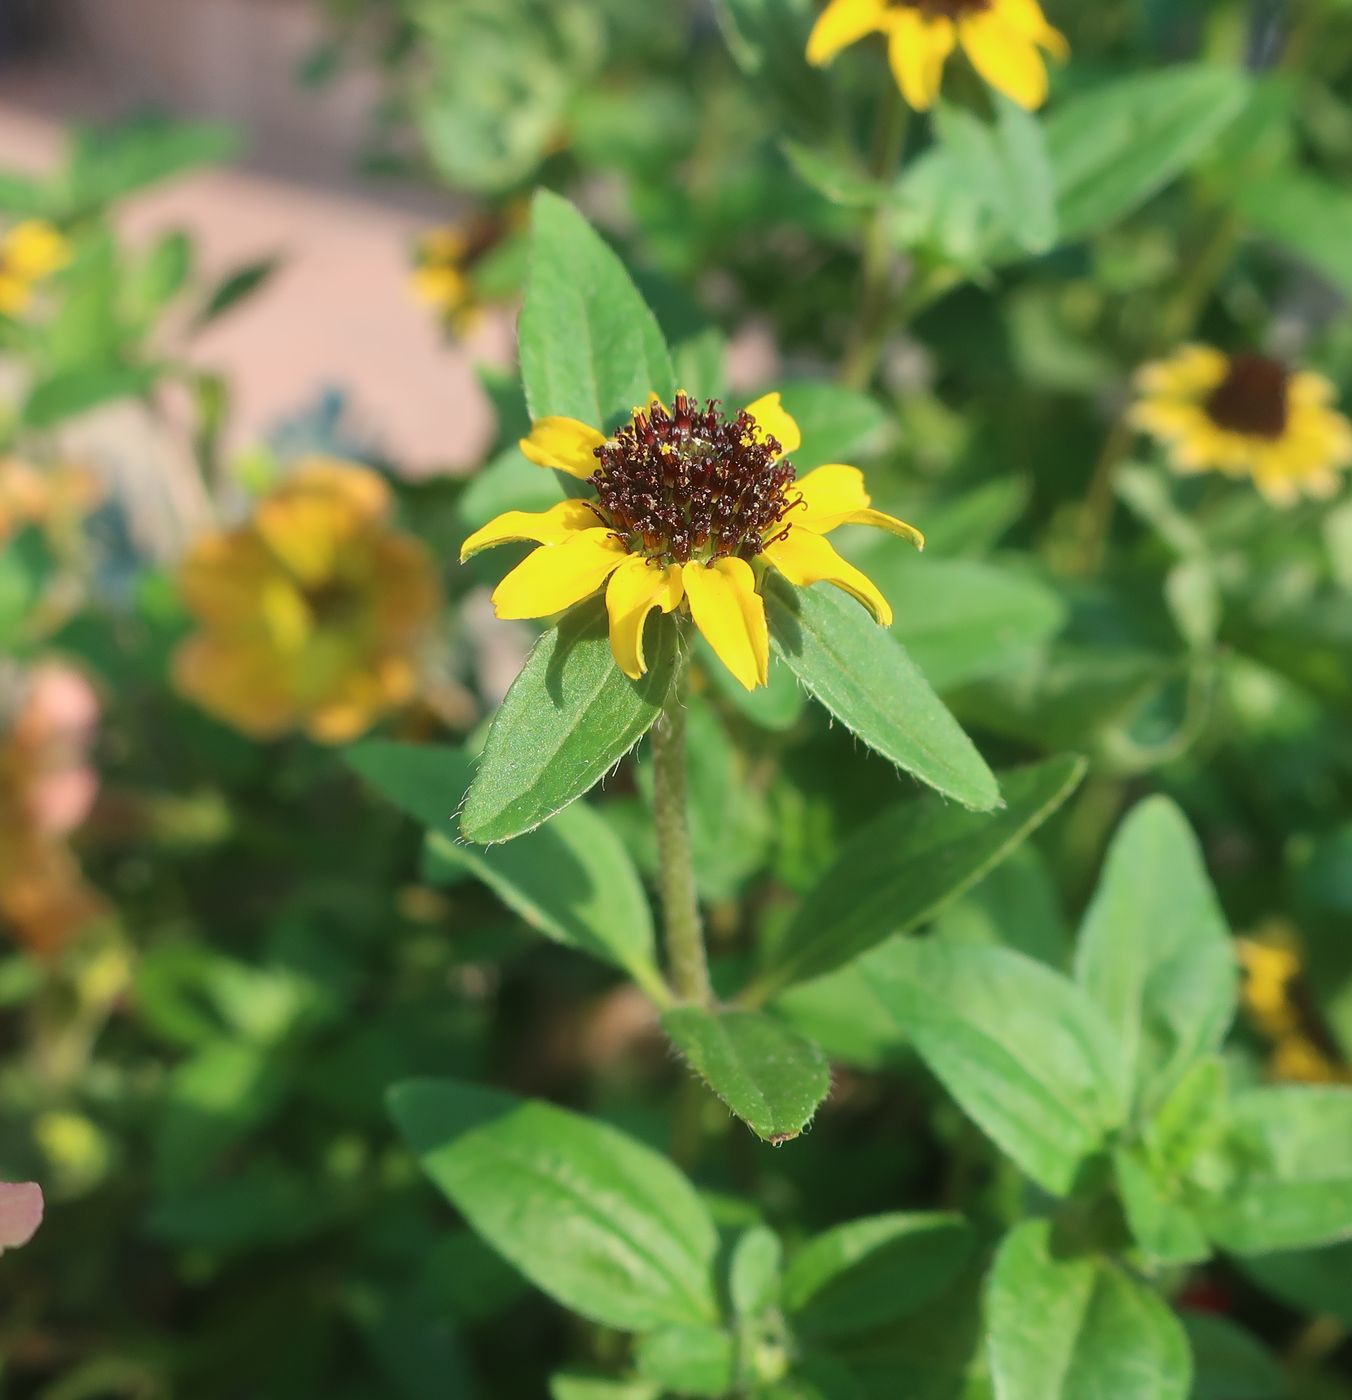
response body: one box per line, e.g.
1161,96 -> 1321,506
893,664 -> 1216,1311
1131,346 -> 1352,506
463,392 -> 923,690
174,460 -> 439,743
1238,932 -> 1350,1085
0,220 -> 70,317
807,0 -> 1067,111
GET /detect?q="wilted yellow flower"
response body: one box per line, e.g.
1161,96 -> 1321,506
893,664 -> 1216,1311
807,0 -> 1067,111
410,213 -> 514,335
174,460 -> 439,743
1131,347 -> 1352,506
0,220 -> 70,317
462,391 -> 923,691
0,663 -> 104,958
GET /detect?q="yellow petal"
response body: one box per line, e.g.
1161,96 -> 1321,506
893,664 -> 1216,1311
682,557 -> 769,691
744,392 -> 803,457
959,13 -> 1050,109
887,12 -> 955,111
792,464 -> 872,527
807,0 -> 888,65
460,498 -> 603,561
3,221 -> 70,281
491,529 -> 627,620
410,264 -> 470,311
785,464 -> 925,547
1134,345 -> 1228,397
605,555 -> 685,680
995,0 -> 1069,56
764,526 -> 894,627
519,417 -> 608,479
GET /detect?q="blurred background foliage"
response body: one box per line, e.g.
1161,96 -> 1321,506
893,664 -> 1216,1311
1,0 -> 1352,1396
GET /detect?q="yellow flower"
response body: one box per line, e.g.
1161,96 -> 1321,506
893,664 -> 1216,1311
173,460 -> 440,743
1131,346 -> 1352,506
1237,932 -> 1350,1085
410,212 -> 515,335
0,220 -> 70,317
463,392 -> 923,691
807,0 -> 1067,111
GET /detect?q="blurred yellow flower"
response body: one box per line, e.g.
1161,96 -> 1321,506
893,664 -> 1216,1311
0,220 -> 70,317
1131,347 -> 1352,506
1238,932 -> 1350,1085
807,0 -> 1067,111
174,460 -> 440,743
463,391 -> 922,691
409,212 -> 514,335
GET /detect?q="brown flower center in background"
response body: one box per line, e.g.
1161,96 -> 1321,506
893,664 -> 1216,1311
590,392 -> 796,566
1206,354 -> 1291,440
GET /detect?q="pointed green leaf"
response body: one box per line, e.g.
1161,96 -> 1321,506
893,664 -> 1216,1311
783,1213 -> 973,1338
987,1220 -> 1192,1400
635,1326 -> 737,1396
661,1007 -> 830,1144
1074,797 -> 1238,1118
765,575 -> 1000,812
1112,1148 -> 1210,1267
519,191 -> 673,430
461,600 -> 677,844
1044,66 -> 1249,242
757,756 -> 1085,999
346,741 -> 664,996
865,942 -> 1128,1195
389,1079 -> 719,1332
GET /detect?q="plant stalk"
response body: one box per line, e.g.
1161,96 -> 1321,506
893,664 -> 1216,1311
650,647 -> 713,1005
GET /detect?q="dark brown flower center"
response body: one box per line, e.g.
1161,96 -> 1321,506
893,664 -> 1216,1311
1205,354 -> 1290,440
302,577 -> 364,628
884,0 -> 992,17
590,393 -> 797,566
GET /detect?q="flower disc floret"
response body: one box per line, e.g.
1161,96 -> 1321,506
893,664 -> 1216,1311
591,392 -> 798,566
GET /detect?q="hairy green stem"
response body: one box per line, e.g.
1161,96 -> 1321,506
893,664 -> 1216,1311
650,649 -> 712,1005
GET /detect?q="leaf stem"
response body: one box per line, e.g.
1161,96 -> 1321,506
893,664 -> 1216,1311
650,640 -> 713,1005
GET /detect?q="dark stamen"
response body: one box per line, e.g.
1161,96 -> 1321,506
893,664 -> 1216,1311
590,393 -> 797,566
1206,354 -> 1290,441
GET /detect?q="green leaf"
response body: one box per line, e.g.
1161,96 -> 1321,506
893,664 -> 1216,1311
730,1225 -> 783,1318
347,741 -> 664,996
661,1007 -> 830,1143
1193,1086 -> 1352,1254
389,1079 -> 720,1332
551,1377 -> 660,1400
1235,168 -> 1352,298
1044,66 -> 1249,243
66,118 -> 240,212
1112,1148 -> 1210,1267
782,141 -> 886,208
757,756 -> 1085,998
783,1213 -> 973,1338
344,740 -> 469,831
22,365 -> 153,428
858,553 -> 1067,692
518,191 -> 673,431
865,942 -> 1128,1195
1074,797 -> 1238,1118
1182,1312 -> 1285,1400
634,1326 -> 737,1396
1238,1239 -> 1352,1329
987,1220 -> 1192,1400
194,258 -> 280,330
765,575 -> 1000,813
461,600 -> 677,844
